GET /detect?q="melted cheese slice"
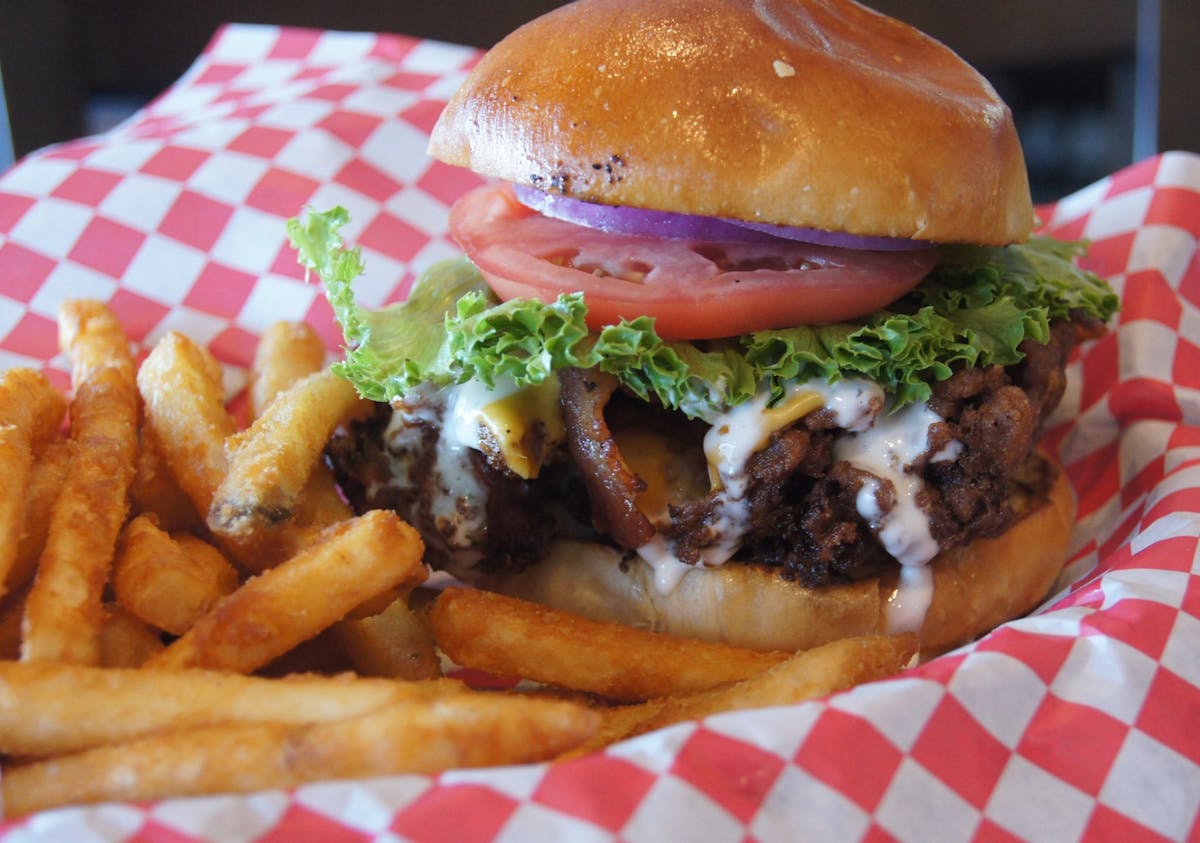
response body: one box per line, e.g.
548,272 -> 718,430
704,388 -> 824,492
445,376 -> 565,479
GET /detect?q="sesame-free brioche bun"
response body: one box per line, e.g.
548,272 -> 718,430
428,0 -> 1034,245
481,453 -> 1074,656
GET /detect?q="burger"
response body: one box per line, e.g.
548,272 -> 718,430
290,0 -> 1118,655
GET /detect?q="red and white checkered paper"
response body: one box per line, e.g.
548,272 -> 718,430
2,23 -> 1198,842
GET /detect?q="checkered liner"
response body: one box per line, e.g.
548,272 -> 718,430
1,23 -> 1197,843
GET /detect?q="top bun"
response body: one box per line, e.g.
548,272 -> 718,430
428,0 -> 1034,245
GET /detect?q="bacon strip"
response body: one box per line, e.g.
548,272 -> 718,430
558,368 -> 655,549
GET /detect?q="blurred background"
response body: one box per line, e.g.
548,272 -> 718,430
1,0 -> 1195,202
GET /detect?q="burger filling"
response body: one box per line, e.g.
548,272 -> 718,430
326,318 -> 1086,595
291,203 -> 1117,632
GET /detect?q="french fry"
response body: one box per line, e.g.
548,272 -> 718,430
136,331 -> 235,520
0,692 -> 598,818
0,587 -> 28,660
558,699 -> 671,760
0,302 -> 926,818
208,369 -> 362,539
429,587 -> 792,701
136,332 -> 302,572
175,533 -> 240,582
129,421 -> 203,532
6,437 -> 72,595
249,321 -> 328,421
112,514 -> 239,636
335,596 -> 442,680
634,633 -> 918,733
573,633 -> 920,753
98,604 -> 165,668
293,461 -> 354,527
146,510 -> 426,674
258,627 -> 353,677
21,301 -> 139,665
0,660 -> 461,757
247,320 -> 353,529
0,368 -> 68,596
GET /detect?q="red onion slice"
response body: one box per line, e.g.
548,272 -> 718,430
513,184 -> 769,242
726,220 -> 932,251
512,184 -> 931,251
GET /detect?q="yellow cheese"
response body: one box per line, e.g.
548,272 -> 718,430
704,389 -> 823,490
471,378 -> 565,479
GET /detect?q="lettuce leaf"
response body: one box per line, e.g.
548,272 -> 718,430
446,290 -> 597,389
287,207 -> 486,401
289,206 -> 1119,417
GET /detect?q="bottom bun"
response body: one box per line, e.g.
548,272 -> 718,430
481,453 -> 1075,656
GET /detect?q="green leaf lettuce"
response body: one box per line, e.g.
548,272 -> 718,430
288,207 -> 1119,418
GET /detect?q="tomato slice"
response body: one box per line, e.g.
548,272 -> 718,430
448,183 -> 938,340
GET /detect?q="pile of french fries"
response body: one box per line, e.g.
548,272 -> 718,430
0,300 -> 917,819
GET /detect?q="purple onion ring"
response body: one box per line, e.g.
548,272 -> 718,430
512,184 -> 931,251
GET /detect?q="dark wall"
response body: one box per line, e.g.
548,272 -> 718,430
0,0 -> 567,157
3,1 -> 1194,199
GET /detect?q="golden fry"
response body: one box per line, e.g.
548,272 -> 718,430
136,331 -> 234,519
258,627 -> 353,677
249,320 -> 327,421
0,692 -> 598,818
129,421 -> 203,532
22,301 -> 138,665
112,515 -> 239,636
336,596 -> 442,680
0,660 -> 461,757
246,320 -> 352,529
0,368 -> 68,596
98,604 -> 165,668
6,437 -> 71,595
583,633 -> 919,750
146,510 -> 426,673
0,587 -> 28,660
0,301 -> 925,818
293,461 -> 354,527
135,333 -> 304,572
429,587 -> 791,701
208,369 -> 362,539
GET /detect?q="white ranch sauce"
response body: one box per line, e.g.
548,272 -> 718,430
637,378 -> 961,636
833,400 -> 961,633
636,378 -> 880,593
383,385 -> 492,568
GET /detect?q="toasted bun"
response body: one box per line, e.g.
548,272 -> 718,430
428,0 -> 1033,244
482,454 -> 1074,656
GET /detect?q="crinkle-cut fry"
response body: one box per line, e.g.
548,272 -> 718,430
208,369 -> 362,539
0,368 -> 68,597
146,510 -> 426,674
429,587 -> 792,702
112,514 -> 239,636
21,301 -> 138,665
7,438 -> 72,595
576,633 -> 920,752
0,660 -> 462,757
249,320 -> 328,421
0,692 -> 598,818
